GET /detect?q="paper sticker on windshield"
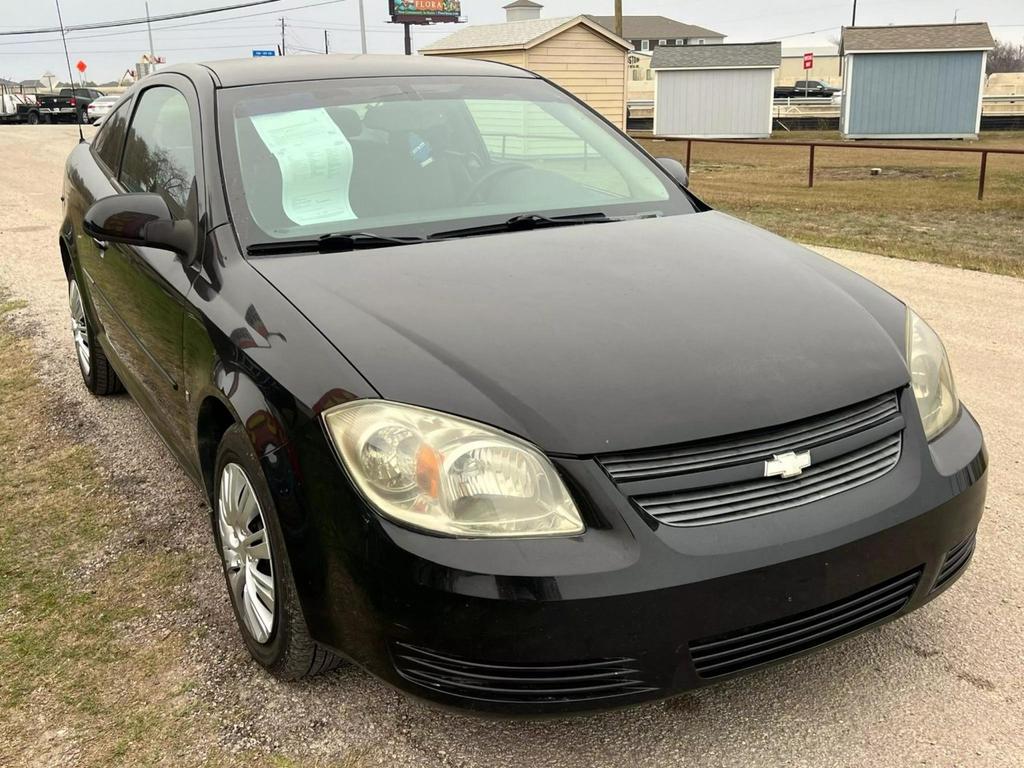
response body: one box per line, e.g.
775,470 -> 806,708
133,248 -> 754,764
250,108 -> 355,226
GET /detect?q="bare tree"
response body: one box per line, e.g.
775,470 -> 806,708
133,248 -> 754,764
986,40 -> 1024,75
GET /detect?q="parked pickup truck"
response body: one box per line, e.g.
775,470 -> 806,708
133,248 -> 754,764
17,88 -> 105,124
774,80 -> 841,98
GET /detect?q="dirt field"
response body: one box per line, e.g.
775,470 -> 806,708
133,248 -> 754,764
639,131 -> 1024,277
1,125 -> 1023,767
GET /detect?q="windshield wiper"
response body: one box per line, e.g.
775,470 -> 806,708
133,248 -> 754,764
247,231 -> 426,257
246,213 -> 623,255
430,212 -> 621,241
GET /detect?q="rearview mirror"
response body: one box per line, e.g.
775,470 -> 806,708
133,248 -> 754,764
656,157 -> 688,188
84,192 -> 194,258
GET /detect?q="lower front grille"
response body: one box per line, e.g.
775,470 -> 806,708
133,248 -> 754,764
689,568 -> 922,679
932,534 -> 976,592
391,642 -> 657,704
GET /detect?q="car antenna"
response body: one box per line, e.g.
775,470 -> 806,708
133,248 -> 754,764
54,0 -> 84,143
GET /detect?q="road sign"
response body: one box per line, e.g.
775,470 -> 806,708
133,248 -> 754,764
803,52 -> 813,70
75,60 -> 87,73
252,49 -> 276,57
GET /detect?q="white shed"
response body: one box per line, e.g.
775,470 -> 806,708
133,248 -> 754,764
653,42 -> 781,138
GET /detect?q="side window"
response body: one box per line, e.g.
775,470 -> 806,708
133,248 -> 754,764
120,86 -> 197,218
91,98 -> 131,175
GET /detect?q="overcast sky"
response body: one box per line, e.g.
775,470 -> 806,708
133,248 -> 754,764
1,0 -> 1021,83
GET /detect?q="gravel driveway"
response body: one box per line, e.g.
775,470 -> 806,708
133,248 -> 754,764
1,125 -> 1022,767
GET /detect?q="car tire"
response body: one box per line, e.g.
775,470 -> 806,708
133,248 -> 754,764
68,275 -> 123,395
212,424 -> 343,680
26,111 -> 39,125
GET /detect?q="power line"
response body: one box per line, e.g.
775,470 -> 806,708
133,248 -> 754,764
0,0 -> 282,36
1,43 -> 280,55
0,0 -> 347,47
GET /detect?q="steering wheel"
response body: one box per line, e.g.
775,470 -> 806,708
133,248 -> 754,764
465,162 -> 529,203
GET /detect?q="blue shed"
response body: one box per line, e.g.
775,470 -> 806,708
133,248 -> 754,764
840,23 -> 994,139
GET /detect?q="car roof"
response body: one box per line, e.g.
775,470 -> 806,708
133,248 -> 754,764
173,53 -> 536,88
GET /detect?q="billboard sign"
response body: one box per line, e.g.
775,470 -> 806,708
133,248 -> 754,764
389,0 -> 461,24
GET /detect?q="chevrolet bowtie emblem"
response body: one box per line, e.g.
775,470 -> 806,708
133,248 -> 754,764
764,451 -> 812,478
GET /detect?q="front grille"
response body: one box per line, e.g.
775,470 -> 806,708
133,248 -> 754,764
635,433 -> 901,527
689,568 -> 922,679
599,392 -> 900,482
931,534 -> 976,593
390,642 -> 657,704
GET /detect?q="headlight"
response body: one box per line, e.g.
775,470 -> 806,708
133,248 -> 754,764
322,401 -> 584,538
906,308 -> 959,440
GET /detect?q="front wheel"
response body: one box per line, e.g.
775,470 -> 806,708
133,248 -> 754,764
68,276 -> 122,395
212,424 -> 342,679
26,111 -> 39,125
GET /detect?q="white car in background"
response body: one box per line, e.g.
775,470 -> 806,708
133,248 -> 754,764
86,95 -> 119,124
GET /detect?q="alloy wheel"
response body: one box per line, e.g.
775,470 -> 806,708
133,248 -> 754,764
68,279 -> 90,376
218,463 -> 276,644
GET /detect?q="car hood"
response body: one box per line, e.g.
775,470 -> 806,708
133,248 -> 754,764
253,212 -> 910,455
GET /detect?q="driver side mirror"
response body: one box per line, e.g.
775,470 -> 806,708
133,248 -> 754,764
84,192 -> 195,260
655,157 -> 688,188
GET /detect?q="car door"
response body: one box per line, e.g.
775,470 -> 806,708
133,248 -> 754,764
96,78 -> 204,458
76,94 -> 133,339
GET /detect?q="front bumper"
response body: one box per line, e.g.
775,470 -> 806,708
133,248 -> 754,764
275,400 -> 986,715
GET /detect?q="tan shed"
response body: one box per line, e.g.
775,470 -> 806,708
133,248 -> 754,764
420,15 -> 631,129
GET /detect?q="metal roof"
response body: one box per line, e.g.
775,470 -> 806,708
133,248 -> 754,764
421,15 -> 629,52
190,54 -> 532,88
842,23 -> 994,53
651,42 -> 781,70
502,0 -> 542,7
585,15 -> 724,41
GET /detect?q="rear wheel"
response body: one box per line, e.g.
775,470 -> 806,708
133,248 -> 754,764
68,277 -> 122,395
212,424 -> 342,679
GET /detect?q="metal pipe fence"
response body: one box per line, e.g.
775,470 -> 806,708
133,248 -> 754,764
652,136 -> 1024,201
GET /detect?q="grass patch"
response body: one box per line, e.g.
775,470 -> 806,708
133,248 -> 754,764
0,300 -> 216,766
639,132 -> 1024,277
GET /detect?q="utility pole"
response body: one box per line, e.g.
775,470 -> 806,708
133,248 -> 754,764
145,1 -> 156,60
614,0 -> 622,38
851,0 -> 857,27
357,0 -> 367,53
280,17 -> 285,55
403,22 -> 412,55
324,29 -> 329,53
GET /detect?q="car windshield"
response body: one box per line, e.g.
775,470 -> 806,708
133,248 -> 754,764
217,75 -> 696,247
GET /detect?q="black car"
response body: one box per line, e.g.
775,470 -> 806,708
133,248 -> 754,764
59,54 -> 986,714
774,80 -> 841,98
